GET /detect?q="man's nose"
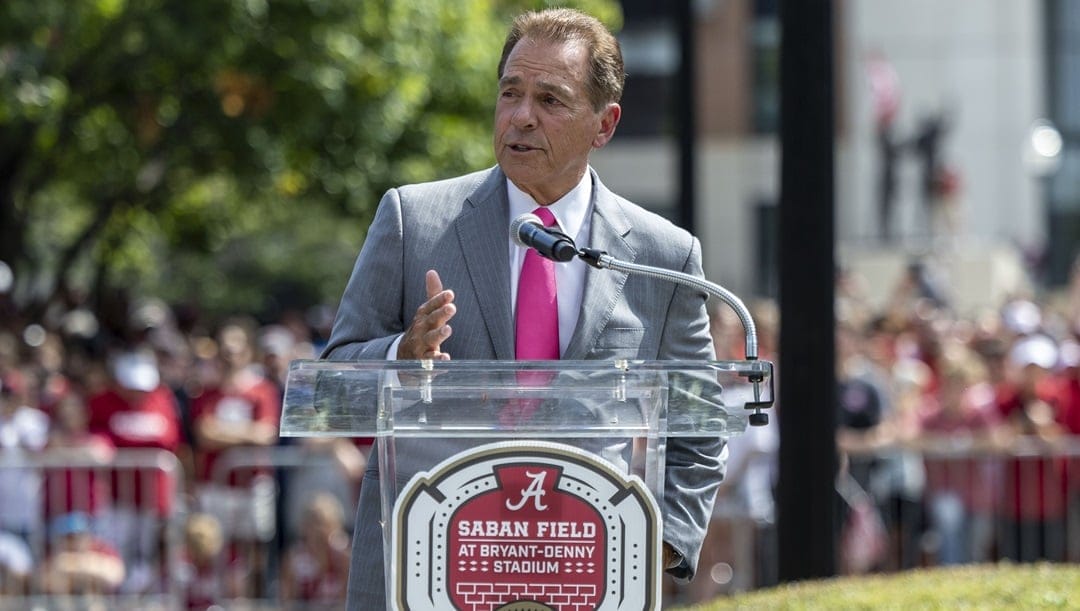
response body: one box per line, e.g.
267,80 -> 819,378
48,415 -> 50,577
511,98 -> 537,129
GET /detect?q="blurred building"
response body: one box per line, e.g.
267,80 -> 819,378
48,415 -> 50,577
593,0 -> 1073,313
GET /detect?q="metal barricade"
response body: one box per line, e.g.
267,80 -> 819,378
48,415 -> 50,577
0,448 -> 184,610
197,442 -> 364,609
665,435 -> 1080,607
12,437 -> 1065,608
840,435 -> 1080,572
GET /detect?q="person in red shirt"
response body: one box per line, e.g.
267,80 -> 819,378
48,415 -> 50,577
1051,340 -> 1080,561
177,512 -> 225,609
43,393 -> 116,524
280,492 -> 351,605
994,334 -> 1069,563
87,350 -> 183,592
915,344 -> 1006,565
189,321 -> 281,596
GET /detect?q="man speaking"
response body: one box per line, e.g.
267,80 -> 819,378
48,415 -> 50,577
321,7 -> 726,607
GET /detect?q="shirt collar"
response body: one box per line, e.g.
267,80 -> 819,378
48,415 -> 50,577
506,169 -> 593,242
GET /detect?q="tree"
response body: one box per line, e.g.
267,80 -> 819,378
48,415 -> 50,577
0,0 -> 620,328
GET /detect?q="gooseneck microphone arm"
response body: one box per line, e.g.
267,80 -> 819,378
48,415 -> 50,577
508,212 -> 760,365
578,248 -> 758,361
509,209 -> 769,425
578,248 -> 769,426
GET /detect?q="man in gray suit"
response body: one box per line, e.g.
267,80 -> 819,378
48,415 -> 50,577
322,8 -> 725,608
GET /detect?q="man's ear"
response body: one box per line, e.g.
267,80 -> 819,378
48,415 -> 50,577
592,103 -> 621,149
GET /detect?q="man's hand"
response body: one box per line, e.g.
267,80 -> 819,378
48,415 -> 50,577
398,270 -> 456,360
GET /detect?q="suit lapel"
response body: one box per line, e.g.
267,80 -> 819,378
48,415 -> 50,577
563,173 -> 635,360
455,167 -> 515,360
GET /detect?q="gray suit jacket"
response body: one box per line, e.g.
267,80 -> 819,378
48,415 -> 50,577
323,166 -> 725,608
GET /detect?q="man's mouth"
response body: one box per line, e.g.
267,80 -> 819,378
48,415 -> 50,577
509,144 -> 537,152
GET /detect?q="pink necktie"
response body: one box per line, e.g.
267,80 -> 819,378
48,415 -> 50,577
515,207 -> 560,360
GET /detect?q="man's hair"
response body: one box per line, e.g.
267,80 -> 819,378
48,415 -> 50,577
497,8 -> 624,111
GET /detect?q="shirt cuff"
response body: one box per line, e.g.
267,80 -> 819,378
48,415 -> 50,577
386,334 -> 403,360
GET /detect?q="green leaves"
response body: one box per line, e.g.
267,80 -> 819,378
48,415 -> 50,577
0,0 -> 618,323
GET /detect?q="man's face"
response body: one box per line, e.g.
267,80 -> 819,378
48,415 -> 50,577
494,37 -> 620,204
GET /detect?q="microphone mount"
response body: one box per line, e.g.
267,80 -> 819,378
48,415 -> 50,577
509,213 -> 769,425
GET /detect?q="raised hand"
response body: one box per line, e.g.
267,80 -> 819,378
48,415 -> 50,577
397,270 -> 456,360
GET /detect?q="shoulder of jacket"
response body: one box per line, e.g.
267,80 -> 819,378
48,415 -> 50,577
396,167 -> 495,200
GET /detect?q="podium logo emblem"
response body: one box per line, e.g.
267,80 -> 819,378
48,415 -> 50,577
392,441 -> 661,610
505,470 -> 550,511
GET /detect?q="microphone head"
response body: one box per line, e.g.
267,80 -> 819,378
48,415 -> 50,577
510,212 -> 543,248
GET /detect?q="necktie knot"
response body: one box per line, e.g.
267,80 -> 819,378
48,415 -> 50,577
533,206 -> 556,228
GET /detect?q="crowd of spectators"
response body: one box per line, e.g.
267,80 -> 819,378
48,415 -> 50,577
4,254 -> 1080,607
830,257 -> 1080,574
0,298 -> 364,608
674,255 -> 1080,605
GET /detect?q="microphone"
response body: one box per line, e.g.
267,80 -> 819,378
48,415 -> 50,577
510,213 -> 578,262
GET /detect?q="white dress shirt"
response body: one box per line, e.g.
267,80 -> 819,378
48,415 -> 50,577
388,169 -> 593,359
506,170 -> 592,357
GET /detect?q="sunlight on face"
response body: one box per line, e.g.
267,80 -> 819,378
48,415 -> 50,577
494,37 -> 619,204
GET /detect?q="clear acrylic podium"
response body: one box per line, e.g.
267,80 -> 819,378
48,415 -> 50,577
280,358 -> 773,610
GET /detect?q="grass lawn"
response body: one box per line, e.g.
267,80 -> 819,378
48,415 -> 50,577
677,563 -> 1080,610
